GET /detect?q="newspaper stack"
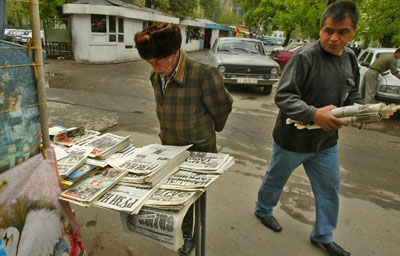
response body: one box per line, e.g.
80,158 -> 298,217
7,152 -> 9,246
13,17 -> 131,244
59,167 -> 128,207
147,152 -> 234,209
144,188 -> 200,210
51,126 -> 100,146
109,144 -> 192,186
61,164 -> 99,189
93,183 -> 158,214
286,103 -> 400,130
57,145 -> 93,178
179,151 -> 234,174
81,133 -> 131,159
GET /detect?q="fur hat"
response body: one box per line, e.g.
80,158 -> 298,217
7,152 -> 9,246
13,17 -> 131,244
134,22 -> 182,59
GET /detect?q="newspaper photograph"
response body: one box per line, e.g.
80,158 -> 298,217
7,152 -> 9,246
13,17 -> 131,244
160,169 -> 220,191
59,167 -> 128,204
61,164 -> 98,189
108,144 -> 192,174
94,184 -> 157,214
57,145 -> 93,177
179,151 -> 230,170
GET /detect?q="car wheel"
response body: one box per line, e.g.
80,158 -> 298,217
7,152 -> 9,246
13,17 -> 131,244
263,85 -> 272,95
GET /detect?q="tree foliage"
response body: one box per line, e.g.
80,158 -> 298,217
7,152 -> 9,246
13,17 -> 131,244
243,0 -> 326,45
357,0 -> 400,47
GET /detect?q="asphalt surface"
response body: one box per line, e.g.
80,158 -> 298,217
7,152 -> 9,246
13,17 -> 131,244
45,50 -> 400,256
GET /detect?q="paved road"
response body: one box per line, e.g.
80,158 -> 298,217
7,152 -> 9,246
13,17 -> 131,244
45,50 -> 400,256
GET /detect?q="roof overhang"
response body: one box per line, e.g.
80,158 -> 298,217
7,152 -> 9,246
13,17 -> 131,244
63,3 -> 179,24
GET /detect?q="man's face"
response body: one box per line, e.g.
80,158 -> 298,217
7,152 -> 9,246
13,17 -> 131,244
319,16 -> 357,56
146,51 -> 178,77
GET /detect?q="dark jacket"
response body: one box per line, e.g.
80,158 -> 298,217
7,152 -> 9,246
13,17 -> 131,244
273,41 -> 363,153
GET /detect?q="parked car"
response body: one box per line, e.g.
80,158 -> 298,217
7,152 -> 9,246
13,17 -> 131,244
209,37 -> 280,95
263,39 -> 276,46
3,29 -> 16,41
270,42 -> 307,70
21,30 -> 32,44
358,48 -> 400,104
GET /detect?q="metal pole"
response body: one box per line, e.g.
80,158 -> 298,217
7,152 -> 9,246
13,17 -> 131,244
29,0 -> 50,148
194,199 -> 201,256
200,192 -> 207,256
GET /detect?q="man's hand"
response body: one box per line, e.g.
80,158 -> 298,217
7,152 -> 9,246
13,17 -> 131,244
313,105 -> 349,131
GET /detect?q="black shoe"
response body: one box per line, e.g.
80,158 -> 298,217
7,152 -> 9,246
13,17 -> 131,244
311,240 -> 350,256
179,234 -> 194,256
255,213 -> 283,232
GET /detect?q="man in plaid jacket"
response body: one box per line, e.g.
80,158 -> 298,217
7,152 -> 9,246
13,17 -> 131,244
135,22 -> 233,255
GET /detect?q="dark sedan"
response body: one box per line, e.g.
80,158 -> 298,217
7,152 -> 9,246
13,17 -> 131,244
209,37 -> 280,95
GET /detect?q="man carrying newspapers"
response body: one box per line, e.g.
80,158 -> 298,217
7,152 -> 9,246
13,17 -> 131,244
255,2 -> 364,256
134,22 -> 233,255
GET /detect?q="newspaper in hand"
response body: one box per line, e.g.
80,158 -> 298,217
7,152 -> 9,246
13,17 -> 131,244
59,167 -> 128,207
286,103 -> 400,130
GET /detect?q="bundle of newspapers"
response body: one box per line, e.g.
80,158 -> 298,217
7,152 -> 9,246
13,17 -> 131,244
286,103 -> 400,130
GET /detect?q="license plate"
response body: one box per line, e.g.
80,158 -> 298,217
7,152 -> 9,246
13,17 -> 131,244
237,78 -> 258,84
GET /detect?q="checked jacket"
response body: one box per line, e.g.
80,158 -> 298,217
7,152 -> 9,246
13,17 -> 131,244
150,50 -> 233,153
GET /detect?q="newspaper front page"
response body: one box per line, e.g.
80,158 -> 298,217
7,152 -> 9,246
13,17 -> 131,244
93,184 -> 157,214
145,189 -> 199,210
120,192 -> 200,251
59,167 -> 128,206
179,151 -> 230,170
57,145 -> 93,177
81,133 -> 131,159
160,169 -> 220,191
108,144 -> 192,174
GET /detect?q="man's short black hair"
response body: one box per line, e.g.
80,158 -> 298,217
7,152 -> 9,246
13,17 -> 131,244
320,0 -> 359,28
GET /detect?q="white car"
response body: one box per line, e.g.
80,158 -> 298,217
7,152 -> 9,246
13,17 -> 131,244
358,48 -> 400,103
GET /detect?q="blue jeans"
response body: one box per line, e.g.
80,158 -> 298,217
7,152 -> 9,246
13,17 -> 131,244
255,143 -> 340,243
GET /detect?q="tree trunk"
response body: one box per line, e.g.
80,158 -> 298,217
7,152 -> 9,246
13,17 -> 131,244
145,0 -> 152,8
283,30 -> 292,47
380,34 -> 393,48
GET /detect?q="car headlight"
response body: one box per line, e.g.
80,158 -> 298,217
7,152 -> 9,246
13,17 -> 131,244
218,65 -> 226,74
271,67 -> 278,75
378,84 -> 399,94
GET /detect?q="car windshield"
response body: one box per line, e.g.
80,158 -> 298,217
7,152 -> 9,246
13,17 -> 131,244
218,40 -> 265,55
